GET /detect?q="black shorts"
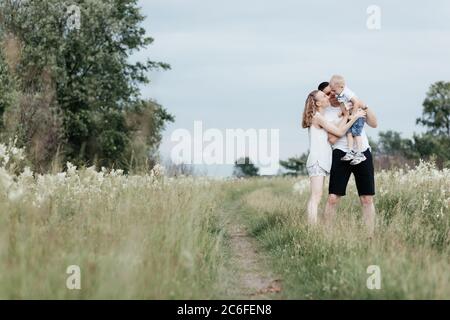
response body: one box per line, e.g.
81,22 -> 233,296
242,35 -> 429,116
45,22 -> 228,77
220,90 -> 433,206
328,149 -> 375,196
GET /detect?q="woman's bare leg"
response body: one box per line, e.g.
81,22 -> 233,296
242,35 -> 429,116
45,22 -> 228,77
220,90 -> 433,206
307,176 -> 324,225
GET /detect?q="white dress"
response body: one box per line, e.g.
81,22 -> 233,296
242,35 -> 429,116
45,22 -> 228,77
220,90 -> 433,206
306,117 -> 332,177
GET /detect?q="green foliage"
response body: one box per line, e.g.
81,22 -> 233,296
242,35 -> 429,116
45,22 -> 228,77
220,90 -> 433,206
0,0 -> 173,171
233,157 -> 259,178
367,135 -> 379,155
375,130 -> 450,168
374,81 -> 450,168
279,153 -> 308,176
123,99 -> 175,171
0,50 -> 14,122
412,133 -> 450,167
377,130 -> 416,158
416,81 -> 450,137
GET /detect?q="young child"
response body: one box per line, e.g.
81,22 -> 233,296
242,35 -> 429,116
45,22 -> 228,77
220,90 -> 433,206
329,75 -> 368,165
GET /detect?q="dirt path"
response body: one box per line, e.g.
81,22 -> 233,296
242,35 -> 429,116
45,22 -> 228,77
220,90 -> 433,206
222,200 -> 282,299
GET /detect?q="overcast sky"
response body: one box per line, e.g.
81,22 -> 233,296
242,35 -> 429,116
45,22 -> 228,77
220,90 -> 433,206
134,0 -> 450,176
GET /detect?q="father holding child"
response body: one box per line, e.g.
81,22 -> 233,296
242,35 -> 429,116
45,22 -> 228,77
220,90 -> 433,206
318,75 -> 378,234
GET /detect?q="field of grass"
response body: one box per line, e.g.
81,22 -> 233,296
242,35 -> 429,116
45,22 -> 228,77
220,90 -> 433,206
236,163 -> 450,299
0,143 -> 231,298
1,141 -> 449,299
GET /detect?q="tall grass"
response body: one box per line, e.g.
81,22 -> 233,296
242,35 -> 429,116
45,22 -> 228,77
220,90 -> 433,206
1,138 -> 449,299
0,144 -> 229,298
238,163 -> 450,299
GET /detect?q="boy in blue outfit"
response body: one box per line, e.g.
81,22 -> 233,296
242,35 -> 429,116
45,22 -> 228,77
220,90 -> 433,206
330,75 -> 368,165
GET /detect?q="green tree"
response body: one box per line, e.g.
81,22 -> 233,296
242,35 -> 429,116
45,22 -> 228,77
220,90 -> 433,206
0,0 -> 173,171
377,130 -> 416,158
367,136 -> 379,155
413,81 -> 450,167
279,153 -> 308,176
412,133 -> 450,167
0,50 -> 14,123
416,81 -> 450,137
233,157 -> 259,178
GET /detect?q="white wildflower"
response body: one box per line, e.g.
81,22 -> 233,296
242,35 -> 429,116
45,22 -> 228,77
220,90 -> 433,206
56,172 -> 67,183
150,164 -> 165,178
0,168 -> 13,190
20,166 -> 34,179
293,179 -> 309,194
66,162 -> 77,176
110,169 -> 124,177
8,186 -> 25,202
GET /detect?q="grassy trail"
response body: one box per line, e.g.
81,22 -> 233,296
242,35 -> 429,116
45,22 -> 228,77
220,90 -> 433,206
220,195 -> 282,299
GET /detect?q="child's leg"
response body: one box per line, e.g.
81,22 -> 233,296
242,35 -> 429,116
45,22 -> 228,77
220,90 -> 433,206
354,135 -> 363,153
349,118 -> 367,165
346,132 -> 354,150
341,132 -> 356,161
350,136 -> 367,165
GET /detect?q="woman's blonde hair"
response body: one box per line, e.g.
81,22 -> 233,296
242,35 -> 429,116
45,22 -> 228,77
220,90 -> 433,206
302,90 -> 319,128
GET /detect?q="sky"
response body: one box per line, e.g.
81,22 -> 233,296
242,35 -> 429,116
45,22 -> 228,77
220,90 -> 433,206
133,0 -> 450,176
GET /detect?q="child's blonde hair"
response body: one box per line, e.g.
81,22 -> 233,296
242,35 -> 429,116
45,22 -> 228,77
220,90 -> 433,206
330,74 -> 345,88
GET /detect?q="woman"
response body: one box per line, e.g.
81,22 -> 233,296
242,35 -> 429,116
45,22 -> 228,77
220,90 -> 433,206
301,90 -> 365,224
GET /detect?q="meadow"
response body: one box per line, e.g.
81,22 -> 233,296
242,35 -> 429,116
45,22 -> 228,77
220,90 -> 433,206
0,141 -> 229,299
0,141 -> 449,299
237,162 -> 450,299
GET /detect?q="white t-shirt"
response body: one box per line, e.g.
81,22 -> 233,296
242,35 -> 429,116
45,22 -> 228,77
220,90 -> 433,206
336,86 -> 356,104
323,106 -> 370,153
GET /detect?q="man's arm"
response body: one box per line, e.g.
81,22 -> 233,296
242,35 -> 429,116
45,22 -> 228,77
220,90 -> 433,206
365,106 -> 377,128
350,96 -> 366,109
350,96 -> 377,128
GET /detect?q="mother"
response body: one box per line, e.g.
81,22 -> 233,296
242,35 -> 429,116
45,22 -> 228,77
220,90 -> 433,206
301,90 -> 365,224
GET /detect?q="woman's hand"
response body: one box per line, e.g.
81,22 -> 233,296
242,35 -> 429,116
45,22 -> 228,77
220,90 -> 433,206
351,108 -> 366,120
340,104 -> 350,117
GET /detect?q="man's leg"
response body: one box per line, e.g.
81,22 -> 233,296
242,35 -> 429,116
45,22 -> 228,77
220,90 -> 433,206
324,194 -> 341,225
360,195 -> 375,235
353,149 -> 376,235
326,149 -> 352,226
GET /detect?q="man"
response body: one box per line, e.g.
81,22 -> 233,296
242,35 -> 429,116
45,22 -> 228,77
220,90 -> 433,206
317,81 -> 378,234
318,81 -> 340,107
